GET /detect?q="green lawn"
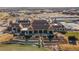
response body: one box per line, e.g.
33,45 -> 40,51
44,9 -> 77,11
0,44 -> 49,51
65,32 -> 79,40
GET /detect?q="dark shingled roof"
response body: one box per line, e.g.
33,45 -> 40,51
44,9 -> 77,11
32,20 -> 49,30
17,19 -> 30,28
50,19 -> 65,29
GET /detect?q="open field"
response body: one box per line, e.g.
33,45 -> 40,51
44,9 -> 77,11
0,34 -> 13,42
0,12 -> 10,20
0,44 -> 49,51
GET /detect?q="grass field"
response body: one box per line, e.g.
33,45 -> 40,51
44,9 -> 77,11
0,12 -> 10,20
0,44 -> 49,51
65,32 -> 79,40
0,34 -> 13,42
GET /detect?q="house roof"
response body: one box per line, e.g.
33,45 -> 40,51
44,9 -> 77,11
50,23 -> 64,29
16,18 -> 31,28
32,20 -> 49,30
